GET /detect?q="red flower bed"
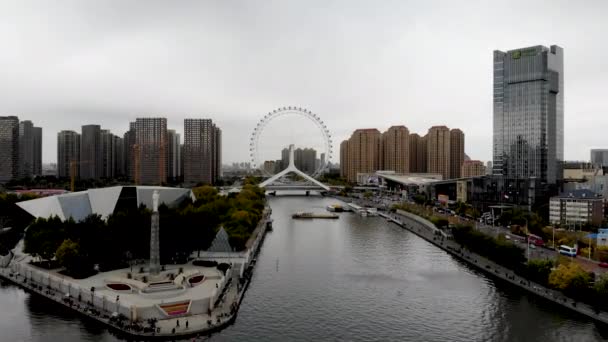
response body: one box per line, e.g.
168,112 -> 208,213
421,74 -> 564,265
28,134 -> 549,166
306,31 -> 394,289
188,275 -> 205,284
107,283 -> 131,291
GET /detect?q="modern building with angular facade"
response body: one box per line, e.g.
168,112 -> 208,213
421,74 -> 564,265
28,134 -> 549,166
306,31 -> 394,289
17,186 -> 195,222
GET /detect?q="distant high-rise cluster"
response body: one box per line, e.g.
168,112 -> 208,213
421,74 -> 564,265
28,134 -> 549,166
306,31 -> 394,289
265,146 -> 319,175
0,116 -> 42,182
0,114 -> 223,186
76,125 -> 125,180
340,125 -> 465,182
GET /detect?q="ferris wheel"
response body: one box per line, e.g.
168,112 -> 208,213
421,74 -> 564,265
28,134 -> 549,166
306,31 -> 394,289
250,106 -> 333,178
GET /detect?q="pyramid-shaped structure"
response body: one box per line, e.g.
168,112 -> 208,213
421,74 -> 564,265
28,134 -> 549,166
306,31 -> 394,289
207,227 -> 233,252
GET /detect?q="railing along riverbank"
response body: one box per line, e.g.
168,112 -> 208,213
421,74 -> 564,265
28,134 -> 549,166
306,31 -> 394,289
376,209 -> 608,325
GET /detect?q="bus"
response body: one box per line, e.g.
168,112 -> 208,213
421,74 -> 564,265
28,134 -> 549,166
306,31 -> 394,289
558,245 -> 577,257
527,234 -> 545,247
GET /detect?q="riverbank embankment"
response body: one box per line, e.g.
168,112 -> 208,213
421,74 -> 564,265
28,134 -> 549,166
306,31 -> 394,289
355,203 -> 608,325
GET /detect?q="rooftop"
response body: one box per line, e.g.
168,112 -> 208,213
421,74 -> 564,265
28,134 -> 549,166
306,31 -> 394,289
554,189 -> 603,200
16,186 -> 195,222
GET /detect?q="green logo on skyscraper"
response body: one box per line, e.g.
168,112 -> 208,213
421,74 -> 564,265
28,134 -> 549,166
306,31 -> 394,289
512,51 -> 521,59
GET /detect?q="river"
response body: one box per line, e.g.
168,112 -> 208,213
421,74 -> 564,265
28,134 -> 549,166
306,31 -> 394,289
1,196 -> 607,341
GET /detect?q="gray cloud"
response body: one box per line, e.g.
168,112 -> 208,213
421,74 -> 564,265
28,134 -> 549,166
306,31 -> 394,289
1,0 -> 606,164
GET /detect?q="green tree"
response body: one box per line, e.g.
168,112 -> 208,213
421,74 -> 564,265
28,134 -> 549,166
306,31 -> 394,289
412,194 -> 426,205
24,216 -> 66,264
594,273 -> 608,309
55,239 -> 81,271
431,217 -> 449,228
192,185 -> 219,202
524,259 -> 554,286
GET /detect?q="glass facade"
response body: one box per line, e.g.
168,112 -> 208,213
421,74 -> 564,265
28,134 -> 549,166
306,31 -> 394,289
591,149 -> 608,167
492,45 -> 563,184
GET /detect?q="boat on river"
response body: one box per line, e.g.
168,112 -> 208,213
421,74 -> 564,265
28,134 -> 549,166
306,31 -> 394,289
326,204 -> 345,212
292,212 -> 339,219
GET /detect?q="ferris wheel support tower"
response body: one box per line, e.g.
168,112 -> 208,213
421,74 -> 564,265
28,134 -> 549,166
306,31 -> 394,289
259,144 -> 330,191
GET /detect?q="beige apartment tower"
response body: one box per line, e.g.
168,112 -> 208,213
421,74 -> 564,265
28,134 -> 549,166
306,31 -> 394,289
382,126 -> 409,173
426,126 -> 451,180
340,140 -> 349,179
409,133 -> 428,173
449,128 -> 465,179
344,128 -> 381,182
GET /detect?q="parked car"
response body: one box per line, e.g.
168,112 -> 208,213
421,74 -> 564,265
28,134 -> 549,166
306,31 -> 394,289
599,262 -> 608,268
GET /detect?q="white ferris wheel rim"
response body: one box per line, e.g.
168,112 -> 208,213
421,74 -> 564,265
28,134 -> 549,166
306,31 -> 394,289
249,106 -> 333,178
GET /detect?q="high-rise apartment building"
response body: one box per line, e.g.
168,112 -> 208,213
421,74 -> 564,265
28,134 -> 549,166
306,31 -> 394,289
113,135 -> 125,177
461,160 -> 486,177
294,147 -> 317,175
591,149 -> 608,168
343,129 -> 381,183
101,129 -> 116,179
135,118 -> 167,185
80,125 -> 103,179
183,119 -> 221,185
382,125 -> 409,173
17,121 -> 42,178
33,127 -> 42,176
124,122 -> 136,181
449,129 -> 465,179
57,130 -> 80,178
18,120 -> 35,178
167,129 -> 182,181
340,140 -> 349,179
493,45 -> 564,184
0,116 -> 19,182
320,153 -> 326,171
213,125 -> 222,182
281,147 -> 290,171
427,126 -> 451,180
409,133 -> 427,173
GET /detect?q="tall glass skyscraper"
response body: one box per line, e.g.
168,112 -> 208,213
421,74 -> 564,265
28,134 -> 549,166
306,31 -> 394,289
492,45 -> 563,184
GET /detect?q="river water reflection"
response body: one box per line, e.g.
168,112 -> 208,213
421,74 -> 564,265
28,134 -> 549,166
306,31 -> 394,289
1,196 -> 608,341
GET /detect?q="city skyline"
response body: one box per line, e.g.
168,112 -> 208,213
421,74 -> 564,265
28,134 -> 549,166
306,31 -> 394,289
2,1 -> 608,164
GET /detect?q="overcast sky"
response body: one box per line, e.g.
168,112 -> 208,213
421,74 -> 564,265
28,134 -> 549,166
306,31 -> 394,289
1,0 -> 607,164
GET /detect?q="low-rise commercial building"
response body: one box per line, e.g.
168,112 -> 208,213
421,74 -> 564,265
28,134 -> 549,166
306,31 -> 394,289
549,189 -> 604,227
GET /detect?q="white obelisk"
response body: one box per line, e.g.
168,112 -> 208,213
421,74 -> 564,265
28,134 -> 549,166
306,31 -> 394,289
149,190 -> 160,275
